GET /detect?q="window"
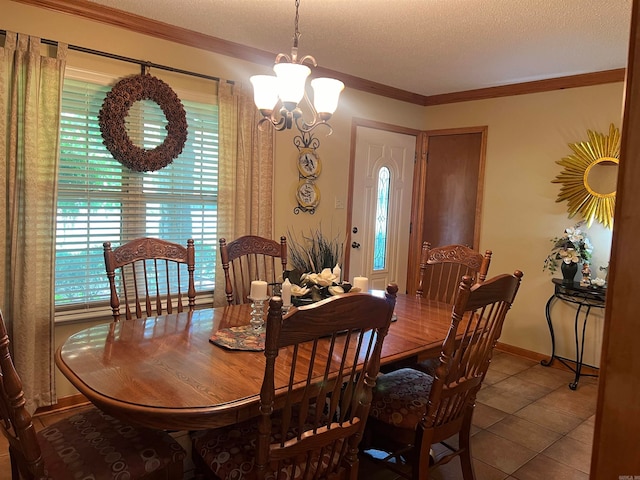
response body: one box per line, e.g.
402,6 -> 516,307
55,76 -> 218,317
373,166 -> 390,271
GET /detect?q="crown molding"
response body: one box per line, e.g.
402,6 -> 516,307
425,69 -> 626,106
12,0 -> 626,106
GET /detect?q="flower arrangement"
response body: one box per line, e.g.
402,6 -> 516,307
543,222 -> 593,274
285,227 -> 350,303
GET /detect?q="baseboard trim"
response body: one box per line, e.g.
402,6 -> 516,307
35,393 -> 90,416
495,342 -> 599,376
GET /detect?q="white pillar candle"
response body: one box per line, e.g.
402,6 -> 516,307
332,263 -> 341,283
282,278 -> 292,306
353,276 -> 369,292
250,280 -> 268,299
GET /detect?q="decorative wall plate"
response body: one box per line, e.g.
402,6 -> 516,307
296,180 -> 320,209
552,124 -> 620,229
297,148 -> 321,178
293,132 -> 321,214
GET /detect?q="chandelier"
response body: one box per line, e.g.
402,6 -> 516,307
250,0 -> 345,133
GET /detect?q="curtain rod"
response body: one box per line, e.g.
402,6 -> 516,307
1,30 -> 232,84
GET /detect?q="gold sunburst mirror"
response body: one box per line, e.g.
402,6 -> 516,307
552,124 -> 620,229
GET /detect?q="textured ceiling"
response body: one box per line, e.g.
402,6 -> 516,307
86,0 -> 633,97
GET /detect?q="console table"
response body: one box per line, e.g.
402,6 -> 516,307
541,278 -> 606,390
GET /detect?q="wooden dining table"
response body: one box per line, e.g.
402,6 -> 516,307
55,292 -> 454,431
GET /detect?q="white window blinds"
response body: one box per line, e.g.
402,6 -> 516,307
55,77 -> 218,314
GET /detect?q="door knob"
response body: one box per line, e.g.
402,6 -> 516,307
351,242 -> 361,249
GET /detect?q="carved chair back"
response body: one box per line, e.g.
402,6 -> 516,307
256,284 -> 398,479
219,235 -> 287,305
0,309 -> 46,479
103,237 -> 196,321
416,242 -> 492,303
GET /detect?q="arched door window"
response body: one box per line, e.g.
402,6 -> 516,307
373,167 -> 391,270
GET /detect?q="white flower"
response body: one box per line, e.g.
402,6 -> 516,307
290,285 -> 310,297
583,237 -> 593,251
565,227 -> 584,244
328,285 -> 344,296
305,268 -> 338,287
560,248 -> 579,263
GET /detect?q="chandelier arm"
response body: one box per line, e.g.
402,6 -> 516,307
298,89 -> 319,128
297,54 -> 317,67
294,115 -> 333,135
275,53 -> 293,63
258,115 -> 287,132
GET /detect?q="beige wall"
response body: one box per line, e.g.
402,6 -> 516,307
422,86 -> 623,365
3,0 -> 622,399
272,89 -> 425,243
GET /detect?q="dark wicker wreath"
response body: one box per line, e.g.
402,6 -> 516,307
98,74 -> 188,172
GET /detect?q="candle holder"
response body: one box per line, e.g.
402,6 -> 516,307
248,296 -> 268,332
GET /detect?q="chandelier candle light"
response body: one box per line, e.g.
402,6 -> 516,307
250,0 -> 345,133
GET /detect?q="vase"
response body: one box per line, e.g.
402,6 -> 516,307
561,261 -> 578,284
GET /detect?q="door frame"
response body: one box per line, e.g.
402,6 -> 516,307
345,118 -> 421,284
346,120 -> 488,292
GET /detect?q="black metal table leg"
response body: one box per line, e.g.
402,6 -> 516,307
542,279 -> 605,390
569,305 -> 592,390
541,294 -> 557,367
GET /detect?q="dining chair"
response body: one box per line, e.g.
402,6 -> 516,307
0,309 -> 186,480
416,242 -> 492,302
219,235 -> 288,305
390,242 -> 492,376
191,283 -> 399,480
363,271 -> 523,480
103,237 -> 196,321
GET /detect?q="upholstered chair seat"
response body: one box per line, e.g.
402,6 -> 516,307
192,406 -> 339,480
37,407 -> 186,479
369,368 -> 434,430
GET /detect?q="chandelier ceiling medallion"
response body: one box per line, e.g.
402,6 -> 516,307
250,0 -> 344,134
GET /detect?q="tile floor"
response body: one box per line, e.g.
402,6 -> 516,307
360,351 -> 597,480
0,351 -> 597,480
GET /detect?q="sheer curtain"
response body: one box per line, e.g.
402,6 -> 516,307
214,81 -> 275,306
0,32 -> 67,410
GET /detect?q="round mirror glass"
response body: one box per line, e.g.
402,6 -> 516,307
585,157 -> 619,197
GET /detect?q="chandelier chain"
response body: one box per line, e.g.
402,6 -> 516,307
293,0 -> 301,48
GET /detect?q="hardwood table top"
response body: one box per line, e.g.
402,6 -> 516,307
55,293 -> 454,431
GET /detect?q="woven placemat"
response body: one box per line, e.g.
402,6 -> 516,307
209,325 -> 265,351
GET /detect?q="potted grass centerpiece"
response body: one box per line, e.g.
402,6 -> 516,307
286,227 -> 347,303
